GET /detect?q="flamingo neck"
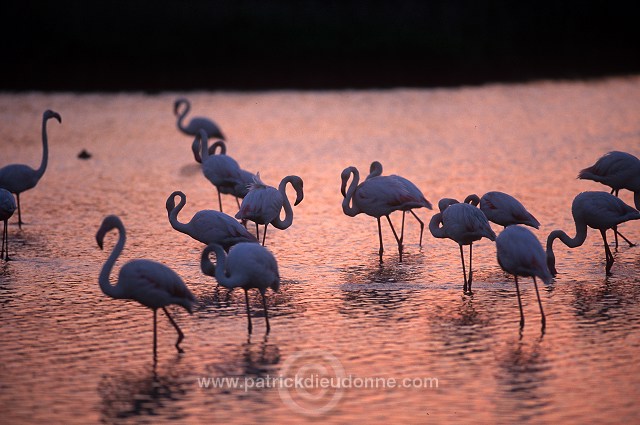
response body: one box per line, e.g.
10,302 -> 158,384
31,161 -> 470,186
635,191 -> 640,210
271,176 -> 300,230
177,101 -> 190,132
428,212 -> 447,239
341,167 -> 361,217
200,244 -> 217,277
212,244 -> 245,289
464,194 -> 480,206
167,192 -> 189,234
99,224 -> 126,300
36,115 -> 50,179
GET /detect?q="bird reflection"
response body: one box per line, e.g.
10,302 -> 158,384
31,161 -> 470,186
240,334 -> 281,377
98,361 -> 189,423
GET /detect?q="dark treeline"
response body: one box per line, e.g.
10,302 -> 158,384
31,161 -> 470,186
2,0 -> 639,91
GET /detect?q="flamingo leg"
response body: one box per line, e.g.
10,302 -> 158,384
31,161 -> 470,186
532,277 -> 546,329
612,226 -> 635,248
600,229 -> 615,275
262,293 -> 271,334
255,223 -> 260,240
377,217 -> 384,262
262,224 -> 268,246
162,307 -> 185,353
16,193 -> 22,229
468,243 -> 474,293
459,245 -> 468,293
385,215 -> 402,261
217,189 -> 223,212
2,220 -> 6,260
514,276 -> 525,328
153,309 -> 158,358
409,210 -> 425,247
235,197 -> 241,209
245,289 -> 253,334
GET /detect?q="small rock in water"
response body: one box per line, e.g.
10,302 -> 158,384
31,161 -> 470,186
78,149 -> 92,159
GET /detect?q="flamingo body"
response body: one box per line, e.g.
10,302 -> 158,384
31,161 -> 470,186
578,151 -> 640,207
166,191 -> 258,250
174,98 -> 225,139
96,215 -> 196,355
0,188 -> 16,260
201,242 -> 280,333
465,191 -> 540,229
0,110 -> 61,228
496,225 -> 551,328
546,191 -> 640,275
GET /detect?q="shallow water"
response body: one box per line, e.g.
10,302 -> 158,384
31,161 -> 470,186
1,77 -> 640,424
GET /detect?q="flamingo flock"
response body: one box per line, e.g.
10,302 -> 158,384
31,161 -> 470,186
1,103 -> 639,358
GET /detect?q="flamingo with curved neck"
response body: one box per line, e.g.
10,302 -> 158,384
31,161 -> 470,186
464,191 -> 540,229
201,242 -> 280,333
174,97 -> 225,139
96,215 -> 196,357
0,109 -> 61,228
546,191 -> 640,276
236,174 -> 304,245
166,190 -> 258,251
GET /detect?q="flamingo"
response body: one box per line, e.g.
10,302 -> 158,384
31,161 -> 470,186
341,165 -> 432,262
496,225 -> 552,329
578,151 -> 640,247
197,130 -> 253,212
464,191 -> 540,229
174,97 -> 225,140
0,188 -> 16,260
166,191 -> 258,251
0,109 -> 61,228
235,174 -> 304,245
96,215 -> 196,356
364,161 -> 433,246
546,191 -> 640,276
201,242 -> 280,334
429,198 -> 497,294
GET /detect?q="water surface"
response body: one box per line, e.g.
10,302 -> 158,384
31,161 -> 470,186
1,77 -> 640,423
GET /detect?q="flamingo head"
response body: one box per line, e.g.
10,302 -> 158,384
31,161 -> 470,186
44,110 -> 61,123
173,98 -> 187,115
438,198 -> 459,213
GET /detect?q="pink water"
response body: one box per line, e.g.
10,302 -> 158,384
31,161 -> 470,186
1,77 -> 640,423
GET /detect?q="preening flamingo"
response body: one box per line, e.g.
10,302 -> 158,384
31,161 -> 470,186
496,225 -> 552,329
235,174 -> 304,245
464,191 -> 540,229
198,130 -> 253,212
341,164 -> 432,262
0,188 -> 16,260
0,109 -> 61,228
578,151 -> 640,247
201,242 -> 280,334
365,161 -> 432,247
429,198 -> 496,294
96,215 -> 196,356
174,97 -> 225,141
166,191 -> 258,251
546,191 -> 640,276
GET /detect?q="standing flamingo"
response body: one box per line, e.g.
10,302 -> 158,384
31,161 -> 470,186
198,130 -> 253,212
0,189 -> 16,260
496,225 -> 552,329
464,191 -> 540,229
96,215 -> 196,356
546,191 -> 640,276
364,161 -> 433,246
341,165 -> 432,262
166,191 -> 258,250
235,174 -> 304,245
0,109 -> 61,228
429,198 -> 496,294
578,151 -> 640,247
201,242 -> 280,334
174,97 -> 225,139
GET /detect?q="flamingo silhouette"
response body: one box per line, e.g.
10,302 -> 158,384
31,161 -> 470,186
201,242 -> 280,334
174,97 -> 225,140
364,161 -> 433,247
497,225 -> 552,329
0,188 -> 16,260
96,215 -> 196,356
546,191 -> 640,276
0,109 -> 61,228
341,164 -> 432,262
464,191 -> 540,229
235,174 -> 304,245
429,198 -> 496,294
197,130 -> 253,212
166,191 -> 258,251
578,151 -> 640,247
